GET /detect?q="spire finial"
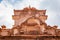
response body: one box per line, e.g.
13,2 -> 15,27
29,5 -> 31,8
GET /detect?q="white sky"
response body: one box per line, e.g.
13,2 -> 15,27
0,0 -> 60,29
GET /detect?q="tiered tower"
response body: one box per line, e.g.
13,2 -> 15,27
12,6 -> 48,35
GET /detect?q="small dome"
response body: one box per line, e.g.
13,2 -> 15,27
1,25 -> 6,29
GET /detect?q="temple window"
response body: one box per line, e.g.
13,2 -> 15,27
20,31 -> 24,34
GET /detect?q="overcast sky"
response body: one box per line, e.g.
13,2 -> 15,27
0,0 -> 60,29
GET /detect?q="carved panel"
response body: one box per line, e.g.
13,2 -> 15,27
0,30 -> 9,36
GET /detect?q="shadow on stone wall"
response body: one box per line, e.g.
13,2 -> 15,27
0,36 -> 60,40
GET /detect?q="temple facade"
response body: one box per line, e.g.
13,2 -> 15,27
0,6 -> 60,40
12,6 -> 47,35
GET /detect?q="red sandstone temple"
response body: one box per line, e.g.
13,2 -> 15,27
0,6 -> 60,40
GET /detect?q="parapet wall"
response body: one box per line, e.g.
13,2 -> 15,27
0,36 -> 60,40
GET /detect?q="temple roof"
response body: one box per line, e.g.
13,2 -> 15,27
14,6 -> 46,12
